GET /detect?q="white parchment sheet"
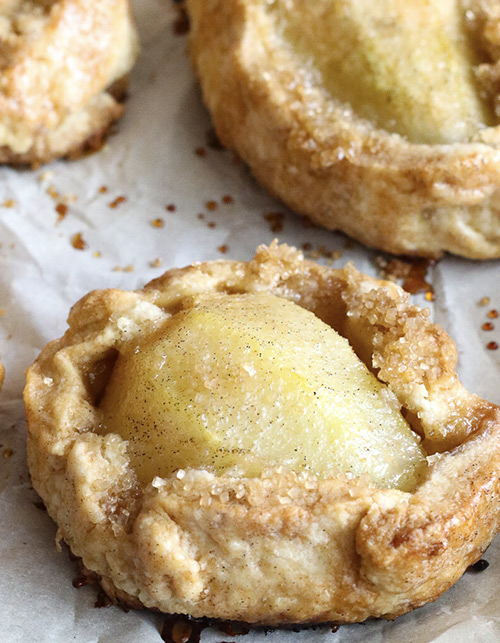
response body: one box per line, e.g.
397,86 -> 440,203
1,2 -> 500,641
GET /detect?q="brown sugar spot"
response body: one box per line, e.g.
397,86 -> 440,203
38,170 -> 54,183
304,245 -> 341,262
150,258 -> 162,268
72,575 -> 89,589
478,297 -> 491,307
2,199 -> 15,208
206,127 -> 223,150
152,218 -> 165,228
3,448 -> 13,458
379,257 -> 436,298
173,6 -> 190,35
301,216 -> 318,229
218,622 -> 251,636
109,196 -> 127,209
99,186 -> 109,194
33,500 -> 46,512
218,245 -> 229,254
468,559 -> 490,572
487,341 -> 499,350
482,322 -> 495,331
166,204 -> 177,212
161,615 -> 206,643
71,233 -> 87,250
195,147 -> 206,158
197,213 -> 205,220
206,200 -> 217,211
488,309 -> 499,319
123,265 -> 134,273
46,185 -> 59,200
264,211 -> 285,233
207,221 -> 216,229
95,590 -> 114,609
222,195 -> 234,204
55,203 -> 68,223
93,251 -> 101,258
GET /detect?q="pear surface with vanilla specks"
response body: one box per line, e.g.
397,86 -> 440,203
187,0 -> 500,258
100,292 -> 426,491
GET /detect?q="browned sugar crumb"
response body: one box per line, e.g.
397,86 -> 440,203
487,341 -> 499,350
166,204 -> 177,212
218,245 -> 229,254
206,127 -> 223,150
38,170 -> 54,183
151,218 -> 165,228
482,322 -> 495,331
2,199 -> 15,208
173,6 -> 190,35
488,309 -> 499,319
3,448 -> 13,458
109,196 -> 127,209
99,186 -> 109,194
478,296 -> 491,307
377,257 -> 435,298
301,216 -> 318,229
55,203 -> 68,222
93,251 -> 102,258
207,221 -> 216,228
222,195 -> 234,204
150,258 -> 162,268
71,233 -> 87,250
264,211 -> 284,233
206,200 -> 217,211
195,147 -> 207,157
46,185 -> 59,200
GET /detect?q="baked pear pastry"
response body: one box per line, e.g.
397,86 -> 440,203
186,0 -> 500,259
0,0 -> 138,166
24,243 -> 500,624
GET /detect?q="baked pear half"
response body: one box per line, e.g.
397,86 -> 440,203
24,243 -> 500,624
186,0 -> 500,258
0,0 -> 138,166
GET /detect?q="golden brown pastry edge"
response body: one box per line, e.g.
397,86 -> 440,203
24,243 -> 500,624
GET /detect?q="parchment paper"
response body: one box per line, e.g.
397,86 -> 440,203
1,2 -> 500,641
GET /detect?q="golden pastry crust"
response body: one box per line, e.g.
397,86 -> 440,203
186,0 -> 500,259
0,0 -> 138,166
24,243 -> 500,624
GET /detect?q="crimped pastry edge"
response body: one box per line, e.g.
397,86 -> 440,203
186,0 -> 500,259
24,243 -> 500,624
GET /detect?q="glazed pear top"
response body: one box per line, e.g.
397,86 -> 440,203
100,293 -> 426,491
